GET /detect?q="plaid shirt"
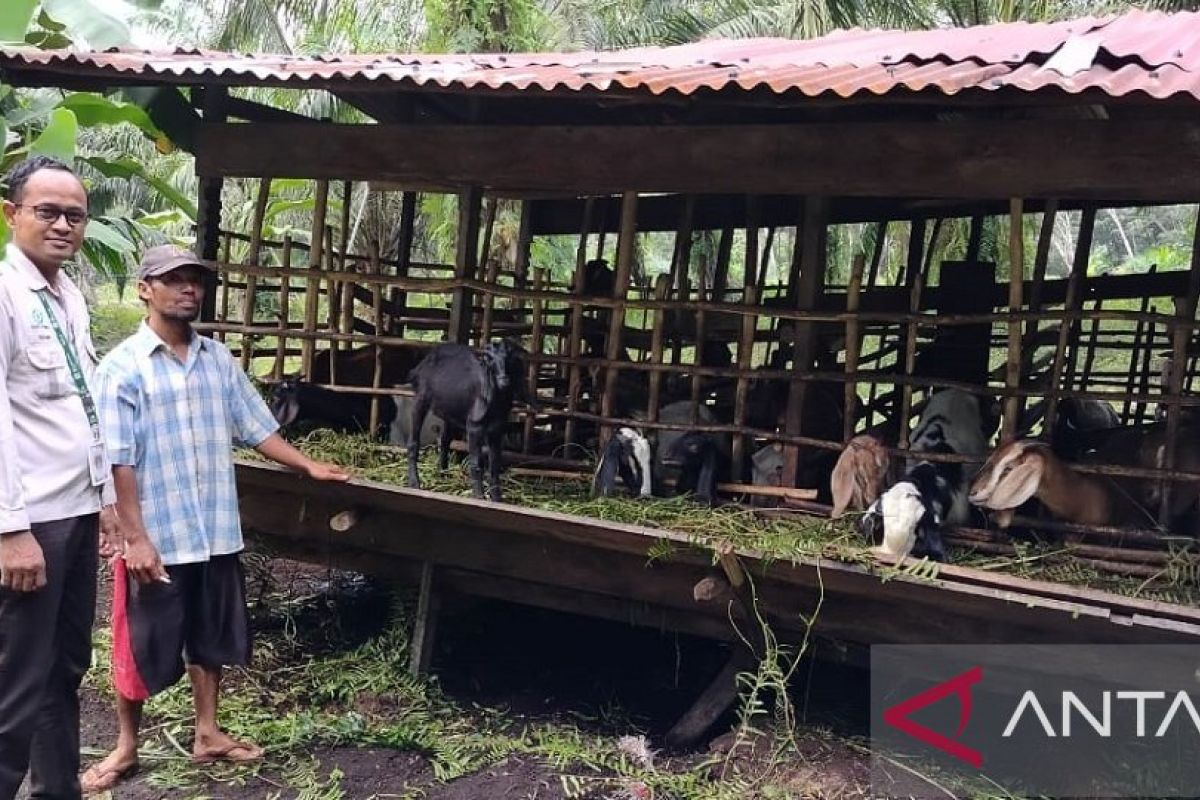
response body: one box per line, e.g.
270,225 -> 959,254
95,322 -> 278,565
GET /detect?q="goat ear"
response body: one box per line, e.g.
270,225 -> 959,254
830,452 -> 855,518
984,458 -> 1042,510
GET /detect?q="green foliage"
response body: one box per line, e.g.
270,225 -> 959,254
0,0 -> 40,43
424,0 -> 545,52
40,0 -> 136,48
28,107 -> 77,162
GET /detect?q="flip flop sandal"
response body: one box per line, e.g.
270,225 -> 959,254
80,761 -> 139,794
192,741 -> 264,765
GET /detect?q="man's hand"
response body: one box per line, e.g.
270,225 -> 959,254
304,459 -> 350,482
0,532 -> 47,592
123,533 -> 169,585
99,506 -> 121,560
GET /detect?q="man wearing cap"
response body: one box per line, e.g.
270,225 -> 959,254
0,156 -> 120,799
82,245 -> 348,791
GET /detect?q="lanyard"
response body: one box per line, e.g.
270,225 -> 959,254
35,290 -> 102,443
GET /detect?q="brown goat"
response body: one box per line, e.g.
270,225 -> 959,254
829,434 -> 892,518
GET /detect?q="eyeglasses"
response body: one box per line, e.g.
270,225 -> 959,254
15,204 -> 88,227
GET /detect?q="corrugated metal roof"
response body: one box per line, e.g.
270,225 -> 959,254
1,8 -> 1198,102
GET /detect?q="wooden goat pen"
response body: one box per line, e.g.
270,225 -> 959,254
197,186 -> 1200,587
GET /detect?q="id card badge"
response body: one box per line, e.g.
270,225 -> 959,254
88,440 -> 111,487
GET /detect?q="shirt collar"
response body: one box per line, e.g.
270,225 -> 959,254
134,320 -> 210,358
3,243 -> 69,296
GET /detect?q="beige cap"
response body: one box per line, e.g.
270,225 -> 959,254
137,244 -> 213,280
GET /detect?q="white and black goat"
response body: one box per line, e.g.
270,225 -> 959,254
592,427 -> 654,499
405,339 -> 535,502
860,389 -> 995,561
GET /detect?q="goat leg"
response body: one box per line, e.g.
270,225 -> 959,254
696,451 -> 718,506
486,426 -> 504,502
437,424 -> 453,471
466,424 -> 486,499
407,393 -> 433,490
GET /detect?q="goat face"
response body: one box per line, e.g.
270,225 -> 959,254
969,441 -> 1048,525
269,379 -> 301,427
862,482 -> 927,560
910,389 -> 991,457
482,342 -> 513,393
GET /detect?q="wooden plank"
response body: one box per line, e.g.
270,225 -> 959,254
1043,207 -> 1097,439
301,180 -> 330,377
235,462 -> 1200,645
390,191 -> 418,337
271,235 -> 293,380
197,121 -> 1200,201
663,648 -> 757,748
239,176 -> 272,371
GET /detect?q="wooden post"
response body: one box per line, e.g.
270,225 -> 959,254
391,191 -> 417,337
668,198 -> 697,368
216,233 -> 232,343
866,221 -> 888,287
1003,198 -> 1025,440
239,177 -> 272,372
1123,270 -> 1155,424
757,226 -> 776,289
408,562 -> 439,677
478,198 -> 500,343
781,196 -> 828,489
646,273 -> 672,425
523,267 -> 546,454
514,199 -> 533,291
563,198 -> 595,449
301,180 -> 330,378
965,213 -> 985,263
897,221 -> 930,449
448,187 -> 483,345
1043,206 -> 1096,440
599,192 -> 638,448
368,239 -> 385,435
196,86 -> 227,326
272,235 -> 293,380
1157,209 -> 1200,525
336,181 -> 354,352
843,253 -> 866,442
731,285 -> 761,482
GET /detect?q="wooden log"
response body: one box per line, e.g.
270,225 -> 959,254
965,213 -> 985,263
217,232 -> 233,342
1003,198 -> 1024,440
1022,201 -> 1058,355
646,274 -> 672,425
368,239 -> 386,434
599,191 -> 638,448
337,181 -> 354,352
1122,270 -> 1155,424
300,180 -> 330,378
272,235 -> 293,380
664,648 -> 758,748
239,177 -> 273,371
1043,207 -> 1096,440
563,197 -> 595,449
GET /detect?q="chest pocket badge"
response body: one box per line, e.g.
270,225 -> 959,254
26,342 -> 74,400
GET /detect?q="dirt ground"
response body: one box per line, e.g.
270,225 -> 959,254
51,556 -> 876,799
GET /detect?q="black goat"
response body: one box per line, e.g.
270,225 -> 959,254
405,340 -> 533,501
592,427 -> 654,498
270,379 -> 396,441
663,431 -> 729,506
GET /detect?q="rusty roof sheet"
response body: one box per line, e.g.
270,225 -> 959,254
2,8 -> 1198,102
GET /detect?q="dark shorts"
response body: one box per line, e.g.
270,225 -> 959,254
111,553 -> 250,700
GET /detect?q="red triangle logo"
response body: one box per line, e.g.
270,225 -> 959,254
883,665 -> 984,768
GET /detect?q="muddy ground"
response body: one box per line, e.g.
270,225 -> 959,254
45,555 -> 876,799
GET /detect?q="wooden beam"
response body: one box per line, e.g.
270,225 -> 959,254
448,187 -> 483,344
197,120 -> 1200,201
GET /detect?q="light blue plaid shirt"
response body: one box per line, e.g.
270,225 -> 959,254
95,322 -> 278,565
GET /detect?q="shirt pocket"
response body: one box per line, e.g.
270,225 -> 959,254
25,341 -> 74,400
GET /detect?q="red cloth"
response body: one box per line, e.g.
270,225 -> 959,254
111,558 -> 150,702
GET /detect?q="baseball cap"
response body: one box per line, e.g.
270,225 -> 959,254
137,244 -> 214,280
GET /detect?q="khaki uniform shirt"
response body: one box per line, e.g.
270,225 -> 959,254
0,243 -> 113,533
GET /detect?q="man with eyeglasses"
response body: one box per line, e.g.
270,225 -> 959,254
0,155 -> 118,799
